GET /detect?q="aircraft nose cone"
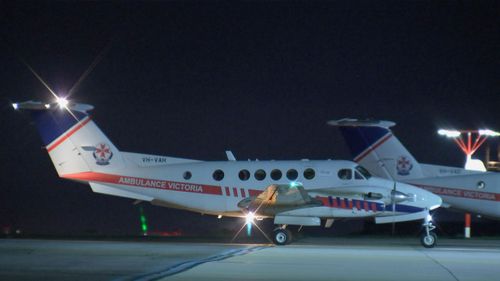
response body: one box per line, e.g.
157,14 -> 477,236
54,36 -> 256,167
423,190 -> 442,210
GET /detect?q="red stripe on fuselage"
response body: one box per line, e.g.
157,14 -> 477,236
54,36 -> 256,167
62,172 -> 223,195
340,199 -> 346,209
47,117 -> 92,152
414,183 -> 500,202
248,189 -> 261,197
354,133 -> 392,162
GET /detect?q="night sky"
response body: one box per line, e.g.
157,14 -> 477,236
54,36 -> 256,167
1,1 -> 499,236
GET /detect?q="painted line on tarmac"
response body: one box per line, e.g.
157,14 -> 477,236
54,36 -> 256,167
120,246 -> 267,281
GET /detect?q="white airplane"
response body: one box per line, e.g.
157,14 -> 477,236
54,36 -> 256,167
329,119 -> 500,219
12,100 -> 441,247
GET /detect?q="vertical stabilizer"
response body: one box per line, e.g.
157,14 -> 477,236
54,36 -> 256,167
14,101 -> 124,178
328,119 -> 425,180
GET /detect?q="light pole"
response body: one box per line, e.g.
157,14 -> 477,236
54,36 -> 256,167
438,128 -> 500,238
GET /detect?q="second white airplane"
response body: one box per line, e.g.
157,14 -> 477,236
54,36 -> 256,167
13,100 -> 442,247
329,118 -> 500,219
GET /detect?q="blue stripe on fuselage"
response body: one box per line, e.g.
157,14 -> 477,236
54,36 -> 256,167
385,204 -> 423,213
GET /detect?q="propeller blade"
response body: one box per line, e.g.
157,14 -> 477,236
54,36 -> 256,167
391,181 -> 396,235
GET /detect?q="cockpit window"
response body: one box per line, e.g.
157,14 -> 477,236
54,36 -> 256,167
354,171 -> 364,180
355,165 -> 372,179
338,169 -> 352,180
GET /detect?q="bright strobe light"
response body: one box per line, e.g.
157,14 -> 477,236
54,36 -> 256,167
245,212 -> 255,225
56,96 -> 69,109
438,129 -> 461,138
12,103 -> 18,110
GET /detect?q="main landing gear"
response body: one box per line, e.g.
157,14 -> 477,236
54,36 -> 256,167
273,225 -> 292,245
420,216 -> 437,248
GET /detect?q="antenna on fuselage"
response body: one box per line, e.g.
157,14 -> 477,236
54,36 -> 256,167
226,150 -> 236,161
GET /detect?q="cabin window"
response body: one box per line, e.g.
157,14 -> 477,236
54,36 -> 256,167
183,171 -> 192,180
286,169 -> 298,180
355,165 -> 372,179
338,169 -> 352,180
304,168 -> 315,180
239,169 -> 250,181
354,171 -> 364,180
255,169 -> 266,181
213,169 -> 224,181
271,169 -> 282,180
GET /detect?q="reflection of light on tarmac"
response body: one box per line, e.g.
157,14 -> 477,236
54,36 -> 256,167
246,222 -> 252,236
246,212 -> 254,236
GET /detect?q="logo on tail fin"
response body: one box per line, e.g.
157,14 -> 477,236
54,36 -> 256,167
93,143 -> 113,165
396,156 -> 413,176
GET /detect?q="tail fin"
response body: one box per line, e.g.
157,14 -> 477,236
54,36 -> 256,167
13,101 -> 124,178
328,118 -> 424,180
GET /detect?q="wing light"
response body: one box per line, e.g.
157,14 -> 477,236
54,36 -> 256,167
245,212 -> 255,225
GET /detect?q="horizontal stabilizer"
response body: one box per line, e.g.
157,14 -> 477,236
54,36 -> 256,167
12,100 -> 94,113
90,182 -> 154,201
327,118 -> 395,128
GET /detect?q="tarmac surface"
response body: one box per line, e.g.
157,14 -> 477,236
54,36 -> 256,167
1,237 -> 499,281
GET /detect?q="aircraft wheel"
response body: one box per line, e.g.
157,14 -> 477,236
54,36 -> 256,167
420,232 -> 437,248
273,228 -> 292,245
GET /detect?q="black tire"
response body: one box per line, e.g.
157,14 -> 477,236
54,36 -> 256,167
420,232 -> 437,248
273,228 -> 292,245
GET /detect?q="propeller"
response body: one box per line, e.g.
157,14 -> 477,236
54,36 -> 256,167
391,181 -> 397,235
389,182 -> 413,235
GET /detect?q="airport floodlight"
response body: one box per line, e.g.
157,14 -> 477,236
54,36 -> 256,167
56,96 -> 69,109
478,129 -> 500,137
439,127 -> 499,172
12,103 -> 18,110
438,129 -> 461,138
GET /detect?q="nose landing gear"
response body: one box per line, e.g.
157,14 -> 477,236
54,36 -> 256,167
420,215 -> 437,248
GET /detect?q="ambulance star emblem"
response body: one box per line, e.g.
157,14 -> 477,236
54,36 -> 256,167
396,156 -> 412,176
93,143 -> 113,165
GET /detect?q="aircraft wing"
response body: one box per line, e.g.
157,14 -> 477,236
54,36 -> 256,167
237,184 -> 322,216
